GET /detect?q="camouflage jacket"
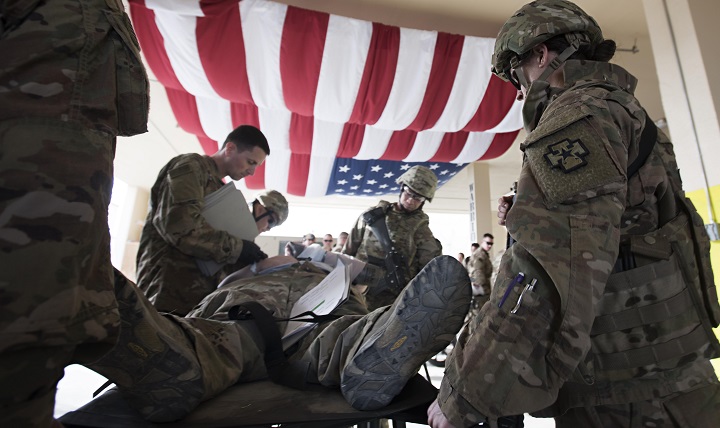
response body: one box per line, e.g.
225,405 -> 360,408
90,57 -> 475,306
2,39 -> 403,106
136,154 -> 250,314
0,0 -> 148,136
467,248 -> 493,296
342,200 -> 442,307
439,61 -> 719,426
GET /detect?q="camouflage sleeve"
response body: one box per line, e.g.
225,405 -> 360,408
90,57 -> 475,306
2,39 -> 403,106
412,217 -> 442,270
341,214 -> 366,257
152,159 -> 243,263
439,105 -> 628,424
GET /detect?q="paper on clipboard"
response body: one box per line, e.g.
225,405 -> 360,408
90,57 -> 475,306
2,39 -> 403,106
281,259 -> 352,350
196,182 -> 259,276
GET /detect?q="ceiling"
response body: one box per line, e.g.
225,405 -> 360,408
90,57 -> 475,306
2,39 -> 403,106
116,0 -> 657,214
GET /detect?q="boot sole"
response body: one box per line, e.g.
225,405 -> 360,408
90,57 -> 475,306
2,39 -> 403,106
340,256 -> 470,410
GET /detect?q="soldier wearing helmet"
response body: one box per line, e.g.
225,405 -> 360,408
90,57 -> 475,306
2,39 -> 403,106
342,165 -> 443,310
252,189 -> 289,232
429,1 -> 720,427
136,125 -> 284,316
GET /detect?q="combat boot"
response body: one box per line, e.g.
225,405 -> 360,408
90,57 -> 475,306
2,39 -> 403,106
86,270 -> 205,422
340,255 -> 471,410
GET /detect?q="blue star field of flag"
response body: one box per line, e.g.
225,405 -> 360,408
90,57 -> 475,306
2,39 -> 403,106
326,159 -> 468,197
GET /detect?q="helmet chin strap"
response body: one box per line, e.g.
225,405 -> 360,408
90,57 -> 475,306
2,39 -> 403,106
538,39 -> 580,82
521,40 -> 580,132
396,194 -> 424,213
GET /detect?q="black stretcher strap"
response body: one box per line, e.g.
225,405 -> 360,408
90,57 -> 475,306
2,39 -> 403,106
229,302 -> 339,390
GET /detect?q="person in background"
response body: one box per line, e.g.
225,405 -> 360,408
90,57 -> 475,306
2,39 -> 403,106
465,233 -> 494,333
456,253 -> 465,264
322,234 -> 334,251
136,125 -> 282,316
333,231 -> 349,252
428,1 -> 720,427
302,233 -> 317,247
0,1 -> 149,425
343,166 -> 442,310
463,242 -> 480,270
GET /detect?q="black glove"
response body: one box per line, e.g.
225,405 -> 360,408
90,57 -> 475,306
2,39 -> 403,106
238,240 -> 267,263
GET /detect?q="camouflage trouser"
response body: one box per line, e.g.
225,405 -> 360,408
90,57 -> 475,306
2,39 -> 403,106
0,118 -> 120,426
554,383 -> 720,428
87,268 -> 384,422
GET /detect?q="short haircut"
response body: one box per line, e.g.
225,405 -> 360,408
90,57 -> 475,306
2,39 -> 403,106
483,233 -> 494,240
471,242 -> 480,249
304,233 -> 316,241
223,125 -> 270,155
339,231 -> 349,238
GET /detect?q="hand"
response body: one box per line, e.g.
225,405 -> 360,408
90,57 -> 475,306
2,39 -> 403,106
497,194 -> 514,226
427,399 -> 457,428
238,240 -> 268,263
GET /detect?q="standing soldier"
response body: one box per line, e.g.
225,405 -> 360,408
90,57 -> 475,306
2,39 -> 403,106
429,1 -> 720,427
343,166 -> 443,310
465,233 -> 494,332
0,1 -> 148,425
136,127 -> 288,316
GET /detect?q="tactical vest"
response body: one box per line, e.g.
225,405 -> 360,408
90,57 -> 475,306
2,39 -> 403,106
553,118 -> 720,412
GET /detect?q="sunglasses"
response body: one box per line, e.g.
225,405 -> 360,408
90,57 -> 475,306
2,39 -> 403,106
402,186 -> 427,202
484,241 -> 494,246
323,239 -> 333,243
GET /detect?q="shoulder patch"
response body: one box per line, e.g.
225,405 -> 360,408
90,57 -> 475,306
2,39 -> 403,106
526,116 -> 623,205
544,138 -> 590,173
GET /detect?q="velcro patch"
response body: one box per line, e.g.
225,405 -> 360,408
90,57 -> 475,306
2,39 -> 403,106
526,116 -> 623,205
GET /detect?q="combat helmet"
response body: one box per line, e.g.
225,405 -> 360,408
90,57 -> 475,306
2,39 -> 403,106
492,0 -> 604,83
255,190 -> 288,226
396,166 -> 438,202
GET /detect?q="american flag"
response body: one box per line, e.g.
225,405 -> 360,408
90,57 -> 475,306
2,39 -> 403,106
327,160 -> 467,197
129,0 -> 523,197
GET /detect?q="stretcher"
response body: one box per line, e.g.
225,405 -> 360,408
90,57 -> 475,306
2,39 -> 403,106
59,374 -> 437,427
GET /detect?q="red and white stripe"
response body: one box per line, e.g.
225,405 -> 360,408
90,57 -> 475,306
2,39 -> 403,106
129,0 -> 523,196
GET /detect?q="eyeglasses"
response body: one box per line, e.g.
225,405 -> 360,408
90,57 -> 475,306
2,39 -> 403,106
255,210 -> 278,228
402,186 -> 427,202
506,53 -> 531,91
267,211 -> 278,228
323,239 -> 333,243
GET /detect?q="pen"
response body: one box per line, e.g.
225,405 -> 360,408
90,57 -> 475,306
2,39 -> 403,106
498,272 -> 525,308
511,278 -> 537,314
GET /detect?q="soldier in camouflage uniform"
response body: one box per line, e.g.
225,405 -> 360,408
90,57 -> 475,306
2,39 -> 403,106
136,126 -> 286,316
0,0 -> 149,425
342,166 -> 443,310
87,255 -> 470,422
465,233 -> 494,333
429,1 -> 720,427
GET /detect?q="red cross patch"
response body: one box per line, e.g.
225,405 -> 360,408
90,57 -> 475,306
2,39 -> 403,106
544,138 -> 590,173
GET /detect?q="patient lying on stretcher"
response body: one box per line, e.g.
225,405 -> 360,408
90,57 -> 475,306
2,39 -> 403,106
87,251 -> 470,422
